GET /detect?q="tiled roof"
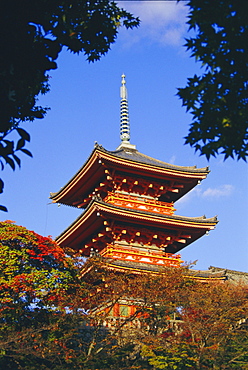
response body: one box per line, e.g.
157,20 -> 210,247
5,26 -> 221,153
94,198 -> 218,223
105,258 -> 163,273
209,266 -> 248,283
55,198 -> 218,241
99,145 -> 209,173
103,258 -> 226,280
50,144 -> 209,204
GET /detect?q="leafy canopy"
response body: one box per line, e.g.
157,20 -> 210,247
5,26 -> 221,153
0,250 -> 247,370
0,221 -> 76,327
0,0 -> 139,211
178,0 -> 248,160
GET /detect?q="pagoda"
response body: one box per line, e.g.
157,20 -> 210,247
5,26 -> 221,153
50,75 -> 218,276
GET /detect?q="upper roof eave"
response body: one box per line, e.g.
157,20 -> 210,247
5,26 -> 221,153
50,144 -> 210,203
100,145 -> 210,174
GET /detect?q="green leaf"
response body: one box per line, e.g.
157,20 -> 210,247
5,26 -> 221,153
0,179 -> 4,194
16,138 -> 25,151
13,154 -> 21,167
4,156 -> 15,170
16,128 -> 30,142
20,148 -> 33,158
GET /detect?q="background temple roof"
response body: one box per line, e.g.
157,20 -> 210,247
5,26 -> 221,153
208,266 -> 248,284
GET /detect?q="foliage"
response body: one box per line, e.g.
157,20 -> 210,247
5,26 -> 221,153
0,240 -> 247,369
140,279 -> 248,370
141,343 -> 197,370
178,281 -> 248,369
0,221 -> 89,369
0,221 -> 76,327
0,0 -> 139,210
65,260 -> 248,370
178,0 -> 248,160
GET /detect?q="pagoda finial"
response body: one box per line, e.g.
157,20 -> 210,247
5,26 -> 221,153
120,74 -> 130,143
120,74 -> 128,100
116,74 -> 136,150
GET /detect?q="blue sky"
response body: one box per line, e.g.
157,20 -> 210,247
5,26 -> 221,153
1,1 -> 247,272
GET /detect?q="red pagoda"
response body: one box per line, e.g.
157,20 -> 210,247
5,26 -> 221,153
50,75 -> 218,276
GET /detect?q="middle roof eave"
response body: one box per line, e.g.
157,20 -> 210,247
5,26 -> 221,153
55,199 -> 218,250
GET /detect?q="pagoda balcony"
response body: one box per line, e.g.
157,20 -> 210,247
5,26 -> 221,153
101,317 -> 142,330
104,192 -> 176,216
100,244 -> 182,268
101,316 -> 183,331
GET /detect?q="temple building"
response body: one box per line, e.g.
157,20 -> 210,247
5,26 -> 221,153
50,75 -> 248,326
50,75 -> 220,276
51,75 -> 245,322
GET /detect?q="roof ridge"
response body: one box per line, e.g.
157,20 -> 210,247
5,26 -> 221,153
209,266 -> 248,275
104,146 -> 209,173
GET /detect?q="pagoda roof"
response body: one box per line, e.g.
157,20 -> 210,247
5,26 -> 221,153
50,144 -> 210,206
208,266 -> 248,284
81,257 -> 226,282
56,198 -> 217,254
103,259 -> 227,281
107,145 -> 208,173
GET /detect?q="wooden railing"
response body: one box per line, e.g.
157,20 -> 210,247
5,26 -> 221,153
101,244 -> 182,267
104,192 -> 176,215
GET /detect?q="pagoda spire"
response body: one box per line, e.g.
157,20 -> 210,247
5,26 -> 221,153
117,74 -> 136,150
120,74 -> 130,143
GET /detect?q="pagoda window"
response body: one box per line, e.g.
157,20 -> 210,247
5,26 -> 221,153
119,305 -> 129,317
